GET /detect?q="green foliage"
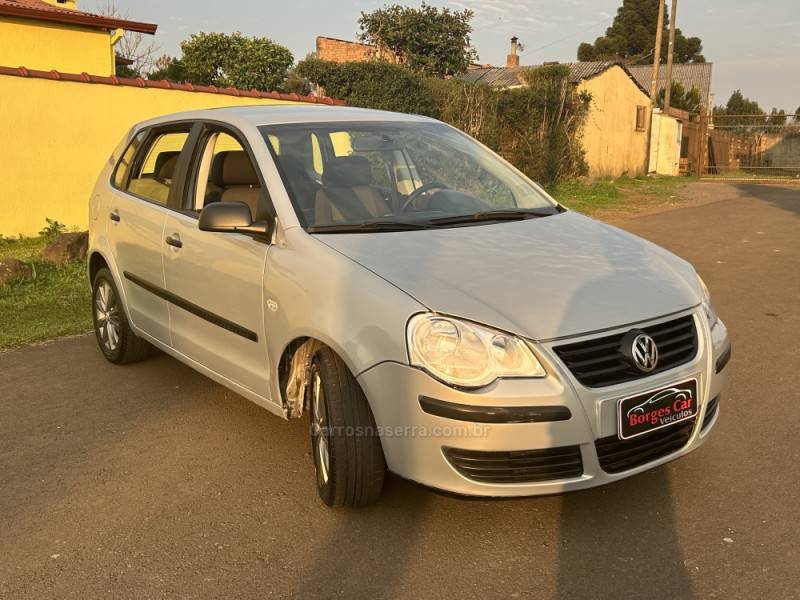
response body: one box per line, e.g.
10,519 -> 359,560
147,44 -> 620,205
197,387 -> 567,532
114,55 -> 139,78
425,78 -> 498,146
578,0 -> 704,63
656,81 -> 702,112
721,89 -> 764,116
714,90 -> 767,133
282,68 -> 312,96
296,58 -> 437,115
495,65 -> 590,186
767,108 -> 787,130
298,60 -> 588,187
147,56 -> 187,82
180,32 -> 293,91
38,218 -> 66,239
358,3 -> 477,77
0,234 -> 90,349
551,176 -> 687,215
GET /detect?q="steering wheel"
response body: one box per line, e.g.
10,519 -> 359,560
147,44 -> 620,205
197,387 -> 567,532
400,182 -> 449,212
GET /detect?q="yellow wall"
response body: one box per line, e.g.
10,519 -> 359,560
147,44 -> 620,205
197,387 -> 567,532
0,74 -> 299,236
578,66 -> 651,178
648,112 -> 682,176
0,16 -> 114,75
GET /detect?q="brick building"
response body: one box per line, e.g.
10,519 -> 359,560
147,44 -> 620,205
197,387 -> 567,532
316,36 -> 399,64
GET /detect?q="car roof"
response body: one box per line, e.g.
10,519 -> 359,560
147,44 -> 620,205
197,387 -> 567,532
133,104 -> 438,131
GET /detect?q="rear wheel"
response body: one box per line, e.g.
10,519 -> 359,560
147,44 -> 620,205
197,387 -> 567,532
92,268 -> 151,364
309,347 -> 385,507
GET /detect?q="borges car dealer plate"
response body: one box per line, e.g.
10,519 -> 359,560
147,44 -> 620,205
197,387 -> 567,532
617,379 -> 698,440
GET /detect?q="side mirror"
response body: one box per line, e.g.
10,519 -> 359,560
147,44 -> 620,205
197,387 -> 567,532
198,202 -> 272,237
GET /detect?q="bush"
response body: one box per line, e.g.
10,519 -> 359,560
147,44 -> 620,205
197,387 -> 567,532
297,58 -> 436,116
496,65 -> 590,186
425,78 -> 498,147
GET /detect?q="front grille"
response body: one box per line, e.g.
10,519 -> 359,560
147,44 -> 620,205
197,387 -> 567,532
702,395 -> 720,430
443,445 -> 583,484
595,419 -> 695,473
553,315 -> 698,388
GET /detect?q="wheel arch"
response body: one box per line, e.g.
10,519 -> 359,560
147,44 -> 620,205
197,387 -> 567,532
275,333 -> 367,419
88,250 -> 109,284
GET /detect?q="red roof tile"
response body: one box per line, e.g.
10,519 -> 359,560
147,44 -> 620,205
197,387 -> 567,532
0,65 -> 346,105
0,0 -> 158,34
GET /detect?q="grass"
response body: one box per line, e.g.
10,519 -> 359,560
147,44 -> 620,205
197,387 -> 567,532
550,175 -> 689,217
0,235 -> 91,350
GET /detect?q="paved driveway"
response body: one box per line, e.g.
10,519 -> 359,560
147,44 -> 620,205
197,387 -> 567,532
1,183 -> 798,599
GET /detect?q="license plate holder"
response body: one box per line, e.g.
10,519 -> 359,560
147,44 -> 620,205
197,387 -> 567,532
617,378 -> 698,440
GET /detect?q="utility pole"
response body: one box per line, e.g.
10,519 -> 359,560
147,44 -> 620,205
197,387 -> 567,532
649,0 -> 666,107
663,0 -> 678,113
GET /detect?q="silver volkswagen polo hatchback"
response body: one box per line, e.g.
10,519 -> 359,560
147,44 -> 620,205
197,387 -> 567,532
88,105 -> 730,506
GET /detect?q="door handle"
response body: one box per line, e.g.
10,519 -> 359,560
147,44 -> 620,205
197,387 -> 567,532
165,235 -> 183,249
109,211 -> 120,222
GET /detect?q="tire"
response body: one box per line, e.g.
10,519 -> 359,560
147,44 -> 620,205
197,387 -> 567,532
91,267 -> 151,364
309,347 -> 385,507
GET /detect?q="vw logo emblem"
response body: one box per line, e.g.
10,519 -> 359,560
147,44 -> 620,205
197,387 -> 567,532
631,333 -> 659,372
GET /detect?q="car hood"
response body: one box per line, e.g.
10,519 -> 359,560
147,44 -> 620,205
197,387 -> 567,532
314,212 -> 701,341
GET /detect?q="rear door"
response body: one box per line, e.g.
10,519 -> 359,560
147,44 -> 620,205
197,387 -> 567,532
162,124 -> 272,397
107,123 -> 197,344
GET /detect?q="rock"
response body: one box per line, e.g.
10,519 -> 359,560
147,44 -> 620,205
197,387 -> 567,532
0,258 -> 33,285
42,231 -> 88,265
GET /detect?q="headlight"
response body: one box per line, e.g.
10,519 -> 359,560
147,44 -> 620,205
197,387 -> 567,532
407,313 -> 546,388
697,275 -> 718,328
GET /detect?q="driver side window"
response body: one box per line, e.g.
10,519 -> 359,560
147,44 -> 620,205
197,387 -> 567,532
192,131 -> 265,220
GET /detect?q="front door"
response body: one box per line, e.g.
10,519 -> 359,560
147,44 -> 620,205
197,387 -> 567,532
162,128 -> 272,396
107,126 -> 193,344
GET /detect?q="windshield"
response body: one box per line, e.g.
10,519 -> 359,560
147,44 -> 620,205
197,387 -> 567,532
259,121 -> 558,232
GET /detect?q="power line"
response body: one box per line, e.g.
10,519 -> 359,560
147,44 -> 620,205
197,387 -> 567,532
523,15 -> 611,56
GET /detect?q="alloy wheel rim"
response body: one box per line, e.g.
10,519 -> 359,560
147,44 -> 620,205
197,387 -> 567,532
95,280 -> 120,353
312,370 -> 330,486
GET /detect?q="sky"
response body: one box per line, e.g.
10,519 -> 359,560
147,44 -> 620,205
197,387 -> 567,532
108,0 -> 799,113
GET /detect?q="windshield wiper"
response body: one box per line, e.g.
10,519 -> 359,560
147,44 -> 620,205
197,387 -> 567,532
307,221 -> 432,234
428,207 -> 561,226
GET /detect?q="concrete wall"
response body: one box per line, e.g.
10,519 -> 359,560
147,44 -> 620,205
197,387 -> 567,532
0,16 -> 114,75
0,74 -> 300,236
577,66 -> 651,178
648,112 -> 682,176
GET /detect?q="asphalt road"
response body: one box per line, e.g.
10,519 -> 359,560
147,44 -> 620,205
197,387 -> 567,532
1,183 -> 798,599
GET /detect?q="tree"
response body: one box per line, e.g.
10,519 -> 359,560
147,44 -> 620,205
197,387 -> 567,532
656,81 -> 701,112
577,0 -> 704,63
96,1 -> 159,75
714,90 -> 766,134
180,32 -> 293,92
114,57 -> 139,78
720,89 -> 764,116
766,108 -> 787,132
296,58 -> 437,115
147,55 -> 187,82
358,3 -> 477,77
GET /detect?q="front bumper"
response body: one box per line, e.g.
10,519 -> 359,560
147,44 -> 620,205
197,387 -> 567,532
357,310 -> 729,497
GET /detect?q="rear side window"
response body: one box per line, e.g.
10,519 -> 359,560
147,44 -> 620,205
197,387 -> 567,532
112,131 -> 146,189
125,131 -> 190,205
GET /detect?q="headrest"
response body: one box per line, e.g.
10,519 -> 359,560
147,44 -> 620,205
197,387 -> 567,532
154,152 -> 179,182
323,156 -> 372,187
221,151 -> 259,186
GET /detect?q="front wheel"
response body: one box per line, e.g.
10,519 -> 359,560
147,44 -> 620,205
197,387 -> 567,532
309,348 -> 385,507
92,267 -> 151,364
